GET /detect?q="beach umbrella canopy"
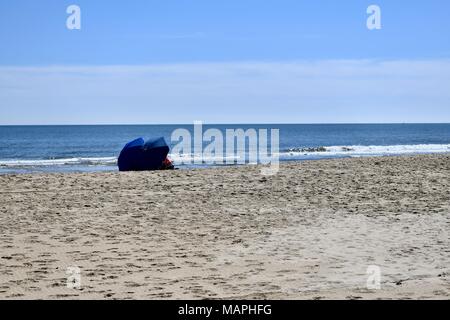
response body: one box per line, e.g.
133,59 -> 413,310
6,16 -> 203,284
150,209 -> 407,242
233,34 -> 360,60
118,137 -> 170,171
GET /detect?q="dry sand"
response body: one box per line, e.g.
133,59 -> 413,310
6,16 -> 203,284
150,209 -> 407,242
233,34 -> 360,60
0,154 -> 449,300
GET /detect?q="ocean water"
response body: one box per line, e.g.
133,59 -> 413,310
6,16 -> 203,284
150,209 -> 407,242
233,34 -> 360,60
0,124 -> 449,174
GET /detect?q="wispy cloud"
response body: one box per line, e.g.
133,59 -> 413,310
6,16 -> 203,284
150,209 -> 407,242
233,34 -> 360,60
1,60 -> 449,124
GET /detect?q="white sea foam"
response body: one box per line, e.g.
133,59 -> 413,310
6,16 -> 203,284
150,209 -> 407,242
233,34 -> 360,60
170,144 -> 450,163
0,157 -> 118,167
169,153 -> 242,164
281,144 -> 450,159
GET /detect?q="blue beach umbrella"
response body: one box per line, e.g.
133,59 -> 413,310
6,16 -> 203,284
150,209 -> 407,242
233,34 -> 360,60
118,137 -> 170,171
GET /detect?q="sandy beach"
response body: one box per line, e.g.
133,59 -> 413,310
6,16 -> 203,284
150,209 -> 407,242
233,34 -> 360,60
0,154 -> 449,300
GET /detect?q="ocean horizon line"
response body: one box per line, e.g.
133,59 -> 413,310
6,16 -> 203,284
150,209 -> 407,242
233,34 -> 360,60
1,122 -> 450,127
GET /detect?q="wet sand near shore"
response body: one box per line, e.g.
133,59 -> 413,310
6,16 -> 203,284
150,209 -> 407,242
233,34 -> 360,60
0,154 -> 449,299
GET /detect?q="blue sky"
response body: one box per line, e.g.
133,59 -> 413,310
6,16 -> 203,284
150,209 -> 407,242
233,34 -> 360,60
0,0 -> 449,124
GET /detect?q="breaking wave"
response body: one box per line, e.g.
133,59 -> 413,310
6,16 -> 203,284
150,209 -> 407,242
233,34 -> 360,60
0,157 -> 118,168
280,144 -> 450,159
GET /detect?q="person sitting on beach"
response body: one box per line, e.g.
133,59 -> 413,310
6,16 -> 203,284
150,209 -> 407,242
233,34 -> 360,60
160,156 -> 174,170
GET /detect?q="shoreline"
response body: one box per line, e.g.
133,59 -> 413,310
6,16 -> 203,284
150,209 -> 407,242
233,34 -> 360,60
0,154 -> 449,299
1,151 -> 450,176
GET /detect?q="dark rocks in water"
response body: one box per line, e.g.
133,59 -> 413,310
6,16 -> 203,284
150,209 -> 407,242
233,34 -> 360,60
341,147 -> 355,152
288,146 -> 327,153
